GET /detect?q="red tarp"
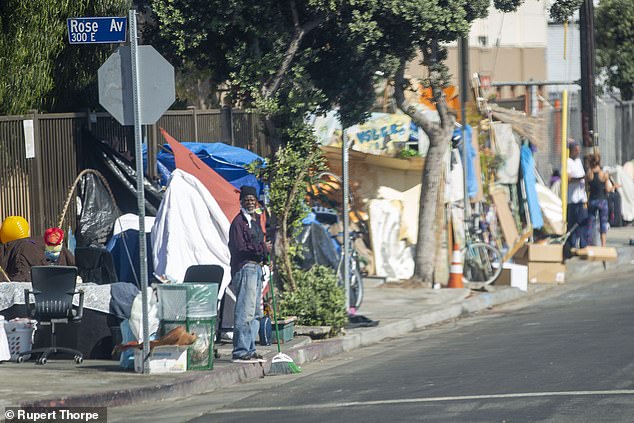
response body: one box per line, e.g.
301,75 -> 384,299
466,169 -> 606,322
160,128 -> 241,221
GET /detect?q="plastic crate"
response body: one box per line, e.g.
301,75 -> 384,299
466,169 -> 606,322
157,283 -> 219,320
162,317 -> 215,370
5,320 -> 36,361
272,318 -> 296,344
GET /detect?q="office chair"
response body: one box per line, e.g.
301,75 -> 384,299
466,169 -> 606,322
183,264 -> 224,358
19,266 -> 84,365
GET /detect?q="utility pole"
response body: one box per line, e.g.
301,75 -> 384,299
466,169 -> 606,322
579,0 -> 597,149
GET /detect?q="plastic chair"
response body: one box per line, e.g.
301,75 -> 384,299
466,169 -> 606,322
183,264 -> 224,358
19,266 -> 84,365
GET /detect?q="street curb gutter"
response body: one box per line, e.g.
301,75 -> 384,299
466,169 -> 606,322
19,247 -> 631,409
18,291 -> 524,409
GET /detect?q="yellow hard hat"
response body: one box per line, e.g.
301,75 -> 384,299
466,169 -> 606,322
0,216 -> 30,243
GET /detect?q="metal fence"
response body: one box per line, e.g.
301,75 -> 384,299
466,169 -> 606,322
535,92 -> 634,180
0,108 -> 267,236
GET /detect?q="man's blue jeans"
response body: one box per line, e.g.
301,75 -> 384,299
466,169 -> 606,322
231,262 -> 263,359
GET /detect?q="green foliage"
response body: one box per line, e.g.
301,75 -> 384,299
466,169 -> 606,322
0,0 -> 130,114
549,0 -> 584,23
596,0 -> 634,100
278,265 -> 346,335
397,147 -> 421,159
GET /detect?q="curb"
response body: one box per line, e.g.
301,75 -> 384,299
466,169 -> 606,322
20,247 -> 633,409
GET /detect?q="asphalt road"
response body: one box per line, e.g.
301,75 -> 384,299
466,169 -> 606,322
110,271 -> 634,423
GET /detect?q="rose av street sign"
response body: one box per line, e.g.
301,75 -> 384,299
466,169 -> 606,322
67,17 -> 127,44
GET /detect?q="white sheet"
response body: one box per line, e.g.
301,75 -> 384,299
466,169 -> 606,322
368,199 -> 414,281
535,182 -> 564,235
493,123 -> 520,184
151,169 -> 232,298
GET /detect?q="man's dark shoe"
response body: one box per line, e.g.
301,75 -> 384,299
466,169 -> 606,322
250,352 -> 266,362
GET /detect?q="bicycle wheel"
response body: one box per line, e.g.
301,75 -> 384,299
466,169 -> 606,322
462,242 -> 502,285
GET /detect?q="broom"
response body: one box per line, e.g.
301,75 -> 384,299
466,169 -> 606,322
267,260 -> 301,375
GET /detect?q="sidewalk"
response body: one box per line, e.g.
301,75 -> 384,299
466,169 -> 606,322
3,227 -> 633,410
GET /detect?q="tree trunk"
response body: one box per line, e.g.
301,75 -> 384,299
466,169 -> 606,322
413,136 -> 448,282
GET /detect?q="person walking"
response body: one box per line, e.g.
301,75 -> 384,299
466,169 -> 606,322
586,153 -> 617,247
566,140 -> 591,250
229,185 -> 271,363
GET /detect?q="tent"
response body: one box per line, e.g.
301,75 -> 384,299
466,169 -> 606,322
156,141 -> 264,196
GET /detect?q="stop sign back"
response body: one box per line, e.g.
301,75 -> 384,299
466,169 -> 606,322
98,46 -> 175,126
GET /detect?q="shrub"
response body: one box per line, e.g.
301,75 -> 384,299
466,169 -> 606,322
278,265 -> 346,335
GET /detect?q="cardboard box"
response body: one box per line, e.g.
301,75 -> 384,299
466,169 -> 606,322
134,345 -> 188,374
527,262 -> 566,284
515,244 -> 563,264
573,246 -> 618,261
496,263 -> 528,291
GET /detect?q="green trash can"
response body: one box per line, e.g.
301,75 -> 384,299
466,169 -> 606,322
158,283 -> 218,370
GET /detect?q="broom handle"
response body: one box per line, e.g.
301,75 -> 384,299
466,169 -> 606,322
268,254 -> 282,354
0,264 -> 10,282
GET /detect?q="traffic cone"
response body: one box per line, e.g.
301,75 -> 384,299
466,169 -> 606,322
448,243 -> 464,288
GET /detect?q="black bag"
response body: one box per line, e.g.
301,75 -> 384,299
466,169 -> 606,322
608,190 -> 623,227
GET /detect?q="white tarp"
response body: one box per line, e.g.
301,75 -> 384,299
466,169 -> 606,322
493,123 -> 520,184
151,169 -> 232,298
605,165 -> 634,222
368,199 -> 414,281
376,185 -> 421,245
535,182 -> 564,235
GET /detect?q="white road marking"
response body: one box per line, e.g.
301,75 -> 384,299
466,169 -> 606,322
209,390 -> 634,414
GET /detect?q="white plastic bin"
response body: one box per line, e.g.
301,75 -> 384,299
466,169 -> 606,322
5,320 -> 37,361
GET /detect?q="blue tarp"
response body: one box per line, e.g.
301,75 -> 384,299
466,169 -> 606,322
455,125 -> 478,198
145,142 -> 265,196
520,144 -> 544,230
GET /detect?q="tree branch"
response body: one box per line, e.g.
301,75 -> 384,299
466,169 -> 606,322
393,59 -> 437,136
261,1 -> 326,99
425,41 -> 452,129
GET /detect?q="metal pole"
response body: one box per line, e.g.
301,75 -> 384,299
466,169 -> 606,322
342,131 -> 351,314
580,0 -> 597,150
129,9 -> 150,374
459,36 -> 470,218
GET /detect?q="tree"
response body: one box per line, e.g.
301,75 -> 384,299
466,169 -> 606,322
595,0 -> 634,100
148,0 -> 580,287
0,0 -> 129,115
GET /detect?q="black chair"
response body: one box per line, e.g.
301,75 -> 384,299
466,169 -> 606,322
19,266 -> 85,365
183,264 -> 225,358
183,264 -> 224,285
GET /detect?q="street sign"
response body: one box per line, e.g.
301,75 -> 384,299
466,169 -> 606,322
97,45 -> 175,125
67,17 -> 127,44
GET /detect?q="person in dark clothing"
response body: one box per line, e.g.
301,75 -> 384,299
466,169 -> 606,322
229,185 -> 271,363
586,153 -> 618,247
0,237 -> 74,282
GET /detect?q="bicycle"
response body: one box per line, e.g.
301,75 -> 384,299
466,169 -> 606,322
461,213 -> 503,285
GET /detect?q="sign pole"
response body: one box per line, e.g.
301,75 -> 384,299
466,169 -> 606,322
342,131 -> 351,314
129,9 -> 150,374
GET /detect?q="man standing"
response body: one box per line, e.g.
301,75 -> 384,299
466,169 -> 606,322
567,140 -> 591,249
229,185 -> 270,363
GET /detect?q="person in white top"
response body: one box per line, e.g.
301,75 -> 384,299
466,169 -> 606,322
566,140 -> 591,249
